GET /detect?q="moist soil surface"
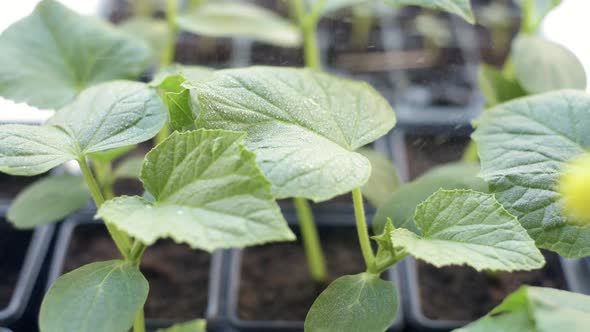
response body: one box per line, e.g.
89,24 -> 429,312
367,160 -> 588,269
238,227 -> 368,321
0,221 -> 31,308
63,224 -> 211,321
418,251 -> 568,321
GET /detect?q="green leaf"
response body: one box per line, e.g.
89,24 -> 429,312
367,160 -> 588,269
0,81 -> 166,176
373,162 -> 487,235
156,320 -> 206,332
478,64 -> 526,107
114,157 -> 144,180
97,129 -> 295,252
386,0 -> 475,23
357,147 -> 400,208
473,90 -> 590,258
176,2 -> 301,47
39,260 -> 148,332
391,189 -> 545,271
151,65 -> 214,131
305,273 -> 398,332
7,175 -> 89,229
193,66 -> 395,202
0,0 -> 151,109
513,36 -> 586,94
455,286 -> 590,332
119,17 -> 170,61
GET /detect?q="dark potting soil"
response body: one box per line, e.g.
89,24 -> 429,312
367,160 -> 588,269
238,227 -> 368,321
0,221 -> 31,308
405,134 -> 470,180
63,224 -> 211,321
418,251 -> 568,321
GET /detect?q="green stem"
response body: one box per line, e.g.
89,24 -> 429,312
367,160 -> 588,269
521,0 -> 537,34
129,240 -> 147,266
294,197 -> 328,282
155,124 -> 171,146
293,0 -> 322,70
78,157 -> 132,258
462,140 -> 479,163
352,188 -> 376,273
161,0 -> 179,68
351,6 -> 374,50
93,159 -> 115,200
133,308 -> 146,332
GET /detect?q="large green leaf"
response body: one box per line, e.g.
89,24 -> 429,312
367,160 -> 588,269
0,0 -> 151,109
455,286 -> 590,332
373,162 -> 487,234
390,190 -> 545,271
39,260 -> 148,332
304,273 -> 398,332
156,320 -> 206,332
513,36 -> 586,94
357,147 -> 400,207
473,90 -> 590,258
386,0 -> 475,23
478,64 -> 526,107
193,66 -> 395,202
0,81 -> 166,176
7,175 -> 89,229
176,2 -> 301,47
97,129 -> 295,252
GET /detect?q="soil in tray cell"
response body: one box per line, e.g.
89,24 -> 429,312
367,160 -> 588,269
238,227 -> 367,321
63,224 -> 211,321
0,221 -> 31,308
417,251 -> 568,321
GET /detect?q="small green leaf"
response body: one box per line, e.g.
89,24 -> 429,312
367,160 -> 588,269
39,260 -> 148,332
305,273 -> 398,332
0,81 -> 166,176
156,320 -> 206,332
478,64 -> 526,107
114,157 -> 144,180
473,90 -> 590,258
151,64 -> 213,88
357,147 -> 400,207
193,66 -> 395,202
391,189 -> 545,271
8,175 -> 89,228
455,286 -> 590,332
386,0 -> 475,23
0,0 -> 151,109
513,36 -> 586,94
98,129 -> 295,252
177,2 -> 301,47
373,162 -> 487,235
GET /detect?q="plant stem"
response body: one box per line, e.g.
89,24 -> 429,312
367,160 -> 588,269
78,157 -> 131,258
351,5 -> 373,50
293,0 -> 322,70
133,308 -> 146,332
520,0 -> 537,34
294,197 -> 328,282
352,188 -> 376,273
93,159 -> 115,200
161,0 -> 179,68
462,140 -> 479,163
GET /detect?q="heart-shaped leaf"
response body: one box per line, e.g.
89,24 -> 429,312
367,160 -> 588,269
513,36 -> 586,94
97,129 -> 295,252
473,90 -> 590,258
373,162 -> 487,234
193,66 -> 395,202
0,0 -> 151,109
176,2 -> 301,47
0,81 -> 166,176
8,175 -> 90,229
39,260 -> 148,332
455,286 -> 590,332
305,273 -> 398,332
390,189 -> 545,271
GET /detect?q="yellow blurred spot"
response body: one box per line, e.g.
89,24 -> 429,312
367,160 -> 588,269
559,153 -> 590,226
